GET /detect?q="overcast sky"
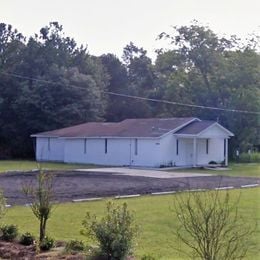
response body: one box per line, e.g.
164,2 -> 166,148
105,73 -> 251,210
1,0 -> 260,59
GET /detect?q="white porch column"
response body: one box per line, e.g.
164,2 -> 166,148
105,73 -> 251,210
225,138 -> 228,166
193,138 -> 197,167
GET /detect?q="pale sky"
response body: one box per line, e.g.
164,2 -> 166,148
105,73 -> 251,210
1,0 -> 260,59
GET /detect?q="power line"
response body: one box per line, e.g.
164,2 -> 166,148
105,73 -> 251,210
105,91 -> 260,115
1,71 -> 260,115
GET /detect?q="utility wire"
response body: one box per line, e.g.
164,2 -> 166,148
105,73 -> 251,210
1,71 -> 260,115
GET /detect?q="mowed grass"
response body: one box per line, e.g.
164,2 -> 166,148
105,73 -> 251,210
0,160 -> 96,173
170,163 -> 260,177
4,188 -> 260,259
1,160 -> 259,178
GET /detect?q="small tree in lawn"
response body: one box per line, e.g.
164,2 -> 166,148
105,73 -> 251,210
174,190 -> 255,260
23,170 -> 54,242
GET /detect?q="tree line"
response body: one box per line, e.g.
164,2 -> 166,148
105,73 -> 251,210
0,21 -> 259,158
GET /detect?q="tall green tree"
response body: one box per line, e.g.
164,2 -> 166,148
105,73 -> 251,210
0,22 -> 109,157
122,42 -> 156,118
100,53 -> 130,121
156,23 -> 260,153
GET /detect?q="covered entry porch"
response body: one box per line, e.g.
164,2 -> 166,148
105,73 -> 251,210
174,121 -> 234,167
177,137 -> 229,167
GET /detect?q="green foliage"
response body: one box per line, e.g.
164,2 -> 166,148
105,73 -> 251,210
238,152 -> 260,163
0,20 -> 259,160
0,224 -> 18,241
23,170 -> 54,242
19,232 -> 35,246
3,188 -> 260,259
81,201 -> 138,260
65,239 -> 85,253
156,22 -> 260,154
0,22 -> 108,158
39,236 -> 54,251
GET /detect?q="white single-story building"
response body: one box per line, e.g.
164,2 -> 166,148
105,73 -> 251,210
31,117 -> 234,167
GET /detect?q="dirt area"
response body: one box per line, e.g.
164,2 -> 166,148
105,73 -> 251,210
1,169 -> 259,206
0,240 -> 85,259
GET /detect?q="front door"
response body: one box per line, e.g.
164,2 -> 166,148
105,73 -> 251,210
185,141 -> 193,165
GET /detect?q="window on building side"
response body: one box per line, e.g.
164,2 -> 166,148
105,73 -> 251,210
48,138 -> 50,151
134,139 -> 138,155
206,139 -> 209,154
84,138 -> 87,154
176,139 -> 179,155
105,138 -> 108,154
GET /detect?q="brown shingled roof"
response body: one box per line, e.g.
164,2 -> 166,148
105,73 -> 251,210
31,117 -> 197,138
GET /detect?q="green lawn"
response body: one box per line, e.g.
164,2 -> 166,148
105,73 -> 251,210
0,160 -> 96,173
4,188 -> 260,259
170,163 -> 260,177
1,160 -> 259,178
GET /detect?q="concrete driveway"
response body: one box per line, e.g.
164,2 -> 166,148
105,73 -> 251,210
76,167 -> 212,179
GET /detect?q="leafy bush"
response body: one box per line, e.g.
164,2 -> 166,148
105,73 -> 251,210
65,239 -> 85,253
208,160 -> 217,165
0,225 -> 18,241
39,236 -> 54,251
238,152 -> 260,163
20,232 -> 35,246
81,201 -> 138,259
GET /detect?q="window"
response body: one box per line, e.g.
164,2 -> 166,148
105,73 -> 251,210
105,138 -> 108,154
176,139 -> 179,155
48,138 -> 50,151
84,138 -> 87,154
206,139 -> 209,154
134,139 -> 138,155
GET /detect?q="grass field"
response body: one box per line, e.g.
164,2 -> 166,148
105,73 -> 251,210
4,188 -> 260,259
0,160 -> 96,173
0,160 -> 259,178
170,163 -> 260,177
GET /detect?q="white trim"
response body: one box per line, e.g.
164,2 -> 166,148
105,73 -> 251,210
173,122 -> 234,138
198,122 -> 234,137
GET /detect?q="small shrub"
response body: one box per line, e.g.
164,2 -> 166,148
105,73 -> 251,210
39,236 -> 54,251
0,224 -> 18,241
20,232 -> 35,246
208,160 -> 217,165
81,201 -> 138,259
65,239 -> 85,253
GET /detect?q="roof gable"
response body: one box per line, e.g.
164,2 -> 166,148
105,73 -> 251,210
175,121 -> 234,137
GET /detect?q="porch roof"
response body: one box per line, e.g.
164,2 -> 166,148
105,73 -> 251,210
174,121 -> 234,137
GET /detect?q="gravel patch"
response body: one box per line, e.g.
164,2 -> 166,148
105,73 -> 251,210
0,170 -> 259,205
